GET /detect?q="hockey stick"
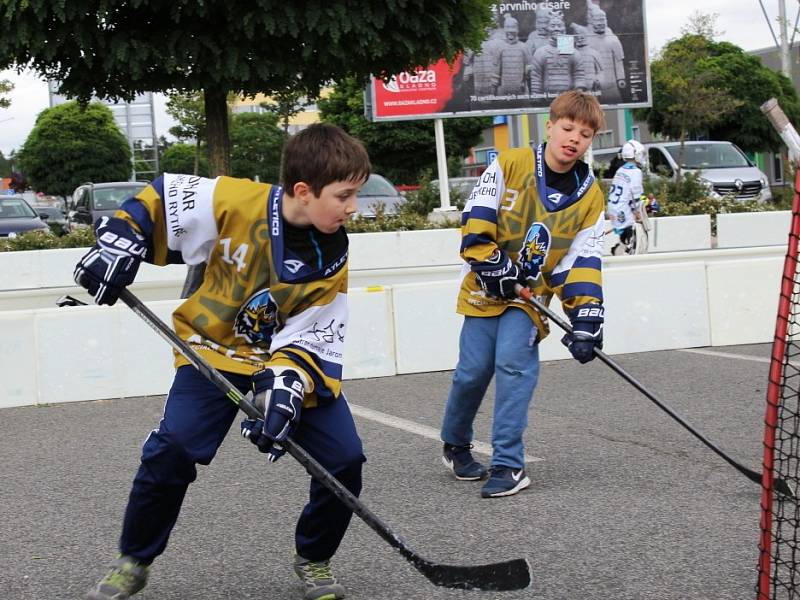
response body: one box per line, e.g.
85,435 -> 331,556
114,288 -> 532,591
514,284 -> 796,498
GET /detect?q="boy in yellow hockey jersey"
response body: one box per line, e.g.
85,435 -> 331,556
76,124 -> 370,600
440,90 -> 606,498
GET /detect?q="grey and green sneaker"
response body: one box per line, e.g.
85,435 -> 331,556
86,554 -> 149,600
293,555 -> 346,600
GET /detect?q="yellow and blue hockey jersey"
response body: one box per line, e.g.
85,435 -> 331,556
457,144 -> 605,340
116,174 -> 349,407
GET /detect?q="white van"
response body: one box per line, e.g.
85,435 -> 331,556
646,141 -> 771,202
590,141 -> 772,202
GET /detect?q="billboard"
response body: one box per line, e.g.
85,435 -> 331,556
367,0 -> 650,121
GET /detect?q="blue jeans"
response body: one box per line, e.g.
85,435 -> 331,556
441,307 -> 540,469
120,365 -> 365,564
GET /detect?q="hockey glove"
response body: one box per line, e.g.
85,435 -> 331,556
73,217 -> 147,306
240,367 -> 305,462
471,250 -> 523,300
561,304 -> 604,364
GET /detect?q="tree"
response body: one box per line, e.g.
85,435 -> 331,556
229,112 -> 286,182
161,143 -> 209,177
16,101 -> 131,196
636,34 -> 742,155
165,91 -> 206,175
259,88 -> 309,134
0,151 -> 11,178
701,46 -> 800,152
319,77 -> 490,184
638,12 -> 800,156
0,78 -> 12,108
0,1 -> 493,177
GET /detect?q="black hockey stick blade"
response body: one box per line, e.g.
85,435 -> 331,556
514,285 -> 796,499
55,294 -> 88,307
415,557 -> 532,591
117,288 -> 533,591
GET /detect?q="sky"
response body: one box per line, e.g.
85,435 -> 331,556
0,1 -> 792,157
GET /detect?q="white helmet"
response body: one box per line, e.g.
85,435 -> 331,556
621,142 -> 636,160
621,140 -> 646,166
628,139 -> 646,167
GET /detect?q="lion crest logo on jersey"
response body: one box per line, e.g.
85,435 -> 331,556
234,289 -> 279,346
519,222 -> 551,281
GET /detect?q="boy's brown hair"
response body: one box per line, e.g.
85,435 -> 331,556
548,90 -> 606,133
281,123 -> 371,196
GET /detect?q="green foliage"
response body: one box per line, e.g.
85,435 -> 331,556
703,47 -> 800,152
400,172 -> 471,215
0,78 -> 12,108
345,210 -> 459,233
166,91 -> 206,143
638,30 -> 800,153
161,143 -> 209,177
229,112 -> 286,182
16,101 -> 131,196
0,151 -> 12,178
1,1 -> 492,178
319,77 -> 491,184
0,226 -> 95,252
258,88 -> 309,133
641,171 -> 788,235
0,2 -> 492,101
637,34 -> 741,147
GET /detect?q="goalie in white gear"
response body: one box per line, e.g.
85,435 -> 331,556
607,141 -> 645,255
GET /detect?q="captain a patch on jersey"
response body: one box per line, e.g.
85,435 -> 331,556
519,222 -> 551,282
235,289 -> 279,346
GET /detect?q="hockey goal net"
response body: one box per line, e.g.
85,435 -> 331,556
758,99 -> 800,599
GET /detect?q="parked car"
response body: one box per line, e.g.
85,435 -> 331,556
33,205 -> 70,235
356,174 -> 404,218
68,181 -> 149,228
593,141 -> 772,202
0,194 -> 51,238
646,141 -> 772,202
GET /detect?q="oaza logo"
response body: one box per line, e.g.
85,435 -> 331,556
382,69 -> 437,92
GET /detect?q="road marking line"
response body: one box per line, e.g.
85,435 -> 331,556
349,402 -> 543,463
678,348 -> 770,364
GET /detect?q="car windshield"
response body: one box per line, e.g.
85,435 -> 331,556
358,175 -> 397,197
664,144 -> 750,169
0,197 -> 38,218
92,184 -> 147,210
36,207 -> 64,218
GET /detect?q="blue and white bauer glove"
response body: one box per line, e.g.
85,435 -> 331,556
241,367 -> 306,462
73,216 -> 147,306
561,304 -> 604,364
471,249 -> 523,300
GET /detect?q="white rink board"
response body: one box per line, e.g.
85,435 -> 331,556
648,214 -> 712,252
716,211 -> 791,249
343,288 -> 396,380
348,229 -> 461,270
392,280 -> 462,374
706,256 -> 783,346
0,313 -> 38,409
603,263 -> 711,352
0,244 -> 790,408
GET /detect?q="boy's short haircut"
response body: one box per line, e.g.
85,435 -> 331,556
281,123 -> 371,196
549,90 -> 606,133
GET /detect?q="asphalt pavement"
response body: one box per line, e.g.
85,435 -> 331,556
0,344 -> 773,600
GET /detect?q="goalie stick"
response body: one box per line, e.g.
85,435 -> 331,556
514,284 -> 796,499
111,287 -> 532,592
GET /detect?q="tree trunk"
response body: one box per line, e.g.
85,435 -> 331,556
181,87 -> 231,299
205,88 -> 231,177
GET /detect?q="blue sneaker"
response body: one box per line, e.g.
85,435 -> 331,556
442,443 -> 488,481
480,466 -> 531,498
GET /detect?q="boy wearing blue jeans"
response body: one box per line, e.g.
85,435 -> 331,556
440,90 -> 607,498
